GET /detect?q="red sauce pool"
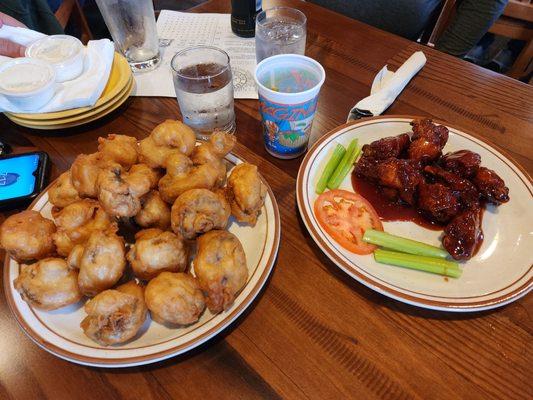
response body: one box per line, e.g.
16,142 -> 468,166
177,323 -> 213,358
351,173 -> 445,231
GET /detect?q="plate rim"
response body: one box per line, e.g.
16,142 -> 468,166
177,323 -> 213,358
4,152 -> 281,366
4,80 -> 134,130
7,75 -> 134,125
296,115 -> 533,312
6,77 -> 134,127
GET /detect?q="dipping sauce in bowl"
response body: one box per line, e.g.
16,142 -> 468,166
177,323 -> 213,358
0,58 -> 56,111
26,35 -> 84,82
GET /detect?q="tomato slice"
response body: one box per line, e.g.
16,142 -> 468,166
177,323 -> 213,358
314,189 -> 383,255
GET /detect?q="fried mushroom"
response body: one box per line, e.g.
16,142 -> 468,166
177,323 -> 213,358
145,272 -> 205,325
138,120 -> 196,168
97,163 -> 159,217
158,153 -> 222,204
171,188 -> 230,240
0,210 -> 56,262
134,190 -> 171,230
225,163 -> 266,226
52,199 -> 116,257
81,280 -> 147,345
97,134 -> 139,167
67,230 -> 126,297
190,131 -> 236,187
14,258 -> 82,310
70,152 -> 109,198
127,228 -> 188,280
194,230 -> 248,314
48,171 -> 81,208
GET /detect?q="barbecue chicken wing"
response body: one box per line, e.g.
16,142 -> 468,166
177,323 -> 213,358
355,157 -> 422,205
417,182 -> 461,224
443,207 -> 484,260
472,167 -> 509,205
361,133 -> 410,159
407,119 -> 449,162
440,150 -> 481,178
423,165 -> 480,209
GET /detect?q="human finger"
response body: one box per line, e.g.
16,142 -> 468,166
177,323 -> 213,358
0,12 -> 27,28
0,39 -> 26,57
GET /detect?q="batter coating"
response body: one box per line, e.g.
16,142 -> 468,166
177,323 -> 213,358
127,228 -> 188,280
138,120 -> 196,168
14,257 -> 82,310
68,230 -> 126,297
0,210 -> 56,262
97,134 -> 139,167
70,152 -> 110,198
225,163 -> 267,226
48,171 -> 81,208
158,153 -> 222,204
134,190 -> 171,230
191,131 -> 236,187
52,199 -> 116,257
171,189 -> 230,240
81,280 -> 147,345
145,272 -> 205,325
194,230 -> 248,314
97,163 -> 159,217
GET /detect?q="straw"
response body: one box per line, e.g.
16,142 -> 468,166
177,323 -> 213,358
270,69 -> 278,92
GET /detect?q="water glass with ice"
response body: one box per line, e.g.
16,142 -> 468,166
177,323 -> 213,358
171,46 -> 236,140
256,7 -> 307,63
95,0 -> 160,72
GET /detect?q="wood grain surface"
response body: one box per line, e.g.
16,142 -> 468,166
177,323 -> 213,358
0,0 -> 531,399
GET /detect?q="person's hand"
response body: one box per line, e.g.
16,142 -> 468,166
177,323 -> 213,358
0,12 -> 28,58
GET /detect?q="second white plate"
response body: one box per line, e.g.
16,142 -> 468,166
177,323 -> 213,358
297,116 -> 532,312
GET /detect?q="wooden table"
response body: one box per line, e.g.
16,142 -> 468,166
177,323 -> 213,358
1,1 -> 531,399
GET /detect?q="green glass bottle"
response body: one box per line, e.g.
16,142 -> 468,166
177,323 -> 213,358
231,0 -> 262,38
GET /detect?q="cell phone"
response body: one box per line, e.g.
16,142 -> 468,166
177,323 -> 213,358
0,151 -> 50,210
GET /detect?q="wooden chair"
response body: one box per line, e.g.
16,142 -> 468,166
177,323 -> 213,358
426,0 -> 533,81
54,0 -> 93,44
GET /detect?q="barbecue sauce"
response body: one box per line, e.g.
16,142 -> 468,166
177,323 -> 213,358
351,173 -> 445,231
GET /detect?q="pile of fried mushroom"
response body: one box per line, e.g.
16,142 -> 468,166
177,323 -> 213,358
0,120 -> 267,346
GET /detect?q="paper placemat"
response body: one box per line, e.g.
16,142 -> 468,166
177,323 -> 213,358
133,10 -> 258,99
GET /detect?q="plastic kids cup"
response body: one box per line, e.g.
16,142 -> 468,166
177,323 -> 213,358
254,54 -> 325,159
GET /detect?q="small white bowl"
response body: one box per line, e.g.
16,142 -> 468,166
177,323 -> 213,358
0,58 -> 56,111
25,35 -> 84,82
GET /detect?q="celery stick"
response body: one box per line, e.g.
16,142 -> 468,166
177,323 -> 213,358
374,249 -> 461,278
363,229 -> 449,259
327,139 -> 360,189
316,144 -> 346,194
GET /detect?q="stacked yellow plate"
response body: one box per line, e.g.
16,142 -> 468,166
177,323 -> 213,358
5,53 -> 133,130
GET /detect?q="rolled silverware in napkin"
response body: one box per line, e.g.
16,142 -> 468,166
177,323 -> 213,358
347,51 -> 427,121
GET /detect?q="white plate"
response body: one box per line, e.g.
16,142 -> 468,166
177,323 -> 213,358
4,153 -> 280,367
297,116 -> 532,312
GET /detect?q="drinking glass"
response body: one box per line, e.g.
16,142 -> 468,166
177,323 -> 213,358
95,0 -> 160,72
171,46 -> 236,140
255,7 -> 307,63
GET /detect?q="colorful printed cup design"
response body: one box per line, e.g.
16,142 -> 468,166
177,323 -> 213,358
254,54 -> 325,159
259,94 -> 318,157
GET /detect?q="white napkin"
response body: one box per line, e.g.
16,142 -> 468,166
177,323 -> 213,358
0,25 -> 115,113
347,51 -> 426,121
0,25 -> 46,46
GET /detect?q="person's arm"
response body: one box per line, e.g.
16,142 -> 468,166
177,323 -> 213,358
0,11 -> 27,57
435,0 -> 508,57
